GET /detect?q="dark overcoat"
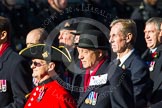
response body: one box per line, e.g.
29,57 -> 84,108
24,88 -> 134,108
77,59 -> 135,108
123,51 -> 153,108
0,47 -> 33,108
142,44 -> 162,104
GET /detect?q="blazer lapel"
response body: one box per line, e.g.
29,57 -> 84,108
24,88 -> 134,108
141,49 -> 150,60
122,52 -> 136,69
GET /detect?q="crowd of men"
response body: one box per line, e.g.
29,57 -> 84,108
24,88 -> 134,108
0,0 -> 162,108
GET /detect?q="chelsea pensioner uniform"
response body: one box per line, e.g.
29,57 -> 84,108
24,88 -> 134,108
24,77 -> 76,108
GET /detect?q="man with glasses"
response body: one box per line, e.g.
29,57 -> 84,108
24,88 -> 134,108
19,44 -> 76,108
141,17 -> 162,107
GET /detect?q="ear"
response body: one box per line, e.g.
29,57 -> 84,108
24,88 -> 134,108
126,33 -> 133,43
0,31 -> 7,40
48,62 -> 55,72
97,50 -> 103,58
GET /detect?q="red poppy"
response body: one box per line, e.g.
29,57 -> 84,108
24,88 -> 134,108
151,51 -> 158,58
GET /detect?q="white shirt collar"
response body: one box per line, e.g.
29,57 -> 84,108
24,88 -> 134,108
150,47 -> 157,53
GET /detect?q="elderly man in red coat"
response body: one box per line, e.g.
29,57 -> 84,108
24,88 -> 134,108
19,44 -> 76,108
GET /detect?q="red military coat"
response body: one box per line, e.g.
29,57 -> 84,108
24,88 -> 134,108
24,79 -> 76,108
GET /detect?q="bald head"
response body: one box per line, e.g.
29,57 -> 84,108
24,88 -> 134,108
26,28 -> 48,47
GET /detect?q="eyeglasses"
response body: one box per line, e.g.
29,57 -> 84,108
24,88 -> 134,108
31,61 -> 46,67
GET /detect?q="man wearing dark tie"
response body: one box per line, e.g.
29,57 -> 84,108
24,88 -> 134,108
109,19 -> 153,108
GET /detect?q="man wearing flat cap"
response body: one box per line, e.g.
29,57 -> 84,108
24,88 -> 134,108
75,30 -> 134,108
19,44 -> 76,108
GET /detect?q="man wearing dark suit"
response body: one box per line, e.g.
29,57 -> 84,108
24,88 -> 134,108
0,16 -> 33,108
109,19 -> 153,108
76,30 -> 134,108
141,17 -> 162,107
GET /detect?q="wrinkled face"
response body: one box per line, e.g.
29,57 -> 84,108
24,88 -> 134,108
109,23 -> 128,53
31,59 -> 49,83
144,23 -> 160,49
58,29 -> 75,48
77,47 -> 101,69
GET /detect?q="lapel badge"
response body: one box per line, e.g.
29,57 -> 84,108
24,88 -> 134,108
122,64 -> 126,70
42,51 -> 49,59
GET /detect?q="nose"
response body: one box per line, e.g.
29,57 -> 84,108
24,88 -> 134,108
78,52 -> 83,60
58,31 -> 63,40
31,63 -> 35,69
109,36 -> 113,43
144,32 -> 149,39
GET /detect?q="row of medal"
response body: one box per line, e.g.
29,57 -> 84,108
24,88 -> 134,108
37,86 -> 45,102
0,80 -> 7,92
85,91 -> 98,105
